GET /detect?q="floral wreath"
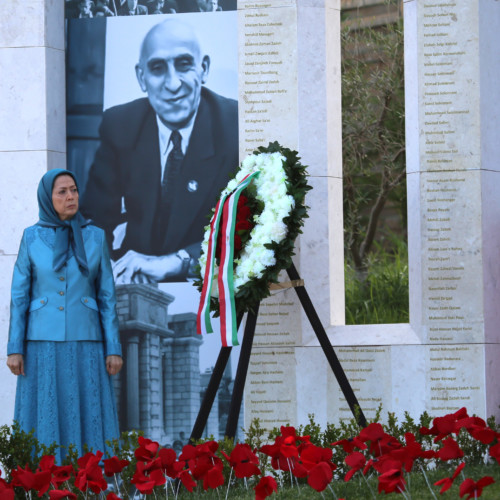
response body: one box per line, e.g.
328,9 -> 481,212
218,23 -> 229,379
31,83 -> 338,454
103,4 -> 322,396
194,142 -> 311,345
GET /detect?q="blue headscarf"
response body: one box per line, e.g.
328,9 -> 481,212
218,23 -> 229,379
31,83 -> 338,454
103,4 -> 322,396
36,169 -> 89,276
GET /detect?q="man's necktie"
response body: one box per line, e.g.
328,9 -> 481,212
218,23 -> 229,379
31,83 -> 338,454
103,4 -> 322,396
158,130 -> 184,243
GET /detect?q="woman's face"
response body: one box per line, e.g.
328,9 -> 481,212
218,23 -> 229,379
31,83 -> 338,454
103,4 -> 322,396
52,175 -> 79,221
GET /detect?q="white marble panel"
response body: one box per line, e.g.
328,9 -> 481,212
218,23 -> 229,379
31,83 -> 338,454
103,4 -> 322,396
0,360 -> 16,427
391,345 -> 426,419
45,47 -> 66,153
47,151 -> 67,171
426,344 -> 486,417
485,344 -> 500,418
419,170 -> 484,344
0,0 -> 45,48
0,256 -> 16,345
238,3 -> 299,159
300,0 -> 339,8
244,347 -> 297,429
299,176 -> 331,345
416,2 -> 481,174
403,0 -> 419,176
327,345 -> 392,423
238,0 -> 295,8
479,1 -> 500,173
0,47 -> 48,152
326,323 -> 420,348
407,171 -> 423,336
0,254 -> 17,428
325,2 -> 342,180
480,170 -> 500,344
254,286 -> 302,348
0,152 -> 47,255
44,0 -> 65,51
297,2 -> 328,178
327,176 -> 344,326
296,347 -> 328,425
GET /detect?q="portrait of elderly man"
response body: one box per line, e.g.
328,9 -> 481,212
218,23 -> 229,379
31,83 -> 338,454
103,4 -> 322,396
81,18 -> 238,284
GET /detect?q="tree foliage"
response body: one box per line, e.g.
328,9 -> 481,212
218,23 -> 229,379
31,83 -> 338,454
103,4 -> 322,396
342,14 -> 406,271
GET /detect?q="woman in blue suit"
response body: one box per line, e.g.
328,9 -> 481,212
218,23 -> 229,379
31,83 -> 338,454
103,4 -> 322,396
6,169 -> 123,461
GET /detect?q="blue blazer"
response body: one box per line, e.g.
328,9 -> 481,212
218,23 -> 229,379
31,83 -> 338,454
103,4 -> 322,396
7,224 -> 122,357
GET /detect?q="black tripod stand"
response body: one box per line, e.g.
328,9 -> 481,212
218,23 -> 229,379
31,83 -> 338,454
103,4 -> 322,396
190,262 -> 366,442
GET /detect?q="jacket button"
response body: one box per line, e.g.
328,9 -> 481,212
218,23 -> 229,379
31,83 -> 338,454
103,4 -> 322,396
59,277 -> 65,281
59,291 -> 64,296
59,306 -> 64,311
40,300 -> 45,304
84,298 -> 88,303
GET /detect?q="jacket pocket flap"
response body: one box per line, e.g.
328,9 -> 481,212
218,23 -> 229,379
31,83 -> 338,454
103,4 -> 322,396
29,297 -> 48,312
81,296 -> 99,311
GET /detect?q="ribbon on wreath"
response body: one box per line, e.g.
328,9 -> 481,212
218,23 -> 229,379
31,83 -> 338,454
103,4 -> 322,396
197,171 -> 260,346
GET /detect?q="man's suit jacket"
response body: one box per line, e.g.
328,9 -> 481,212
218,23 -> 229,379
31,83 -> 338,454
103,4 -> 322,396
8,224 -> 122,357
81,87 -> 239,262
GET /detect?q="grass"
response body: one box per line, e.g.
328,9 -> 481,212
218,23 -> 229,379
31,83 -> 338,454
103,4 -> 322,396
345,236 -> 409,325
172,465 -> 500,499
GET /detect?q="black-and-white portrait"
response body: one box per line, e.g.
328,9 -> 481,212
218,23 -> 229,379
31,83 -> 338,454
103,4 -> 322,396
65,0 -> 236,18
70,13 -> 238,284
66,10 -> 241,444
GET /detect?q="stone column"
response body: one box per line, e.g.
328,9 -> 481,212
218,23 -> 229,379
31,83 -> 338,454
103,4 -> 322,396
404,0 -> 500,418
116,284 -> 175,443
162,338 -> 174,440
125,334 -> 141,430
169,313 -> 203,439
0,0 -> 66,426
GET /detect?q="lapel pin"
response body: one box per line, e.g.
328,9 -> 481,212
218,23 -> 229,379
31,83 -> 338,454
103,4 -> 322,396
187,180 -> 198,192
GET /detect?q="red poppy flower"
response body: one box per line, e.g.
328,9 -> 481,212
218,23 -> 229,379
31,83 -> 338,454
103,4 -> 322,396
182,442 -> 223,481
291,444 -> 336,480
359,423 -> 401,457
103,456 -> 130,477
202,462 -> 225,491
134,436 -> 160,462
37,455 -> 74,489
344,452 -> 366,482
469,426 -> 498,444
434,462 -> 465,494
363,455 -> 404,479
489,442 -> 500,465
221,443 -> 261,478
178,469 -> 197,493
158,447 -> 181,478
49,490 -> 77,500
389,432 -> 436,472
131,462 -> 165,494
75,451 -> 108,494
307,462 -> 333,492
11,465 -> 52,495
260,426 -> 310,471
359,422 -> 386,443
437,437 -> 464,461
420,407 -> 469,442
459,476 -> 495,499
254,476 -> 278,500
106,493 -> 122,500
378,467 -> 406,495
331,436 -> 367,453
0,473 -> 14,500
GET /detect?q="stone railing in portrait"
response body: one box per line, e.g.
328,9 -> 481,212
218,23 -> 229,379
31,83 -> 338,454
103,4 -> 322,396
114,284 -> 202,446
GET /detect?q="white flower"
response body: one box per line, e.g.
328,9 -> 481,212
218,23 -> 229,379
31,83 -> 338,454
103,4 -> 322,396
226,179 -> 238,192
200,150 -> 297,297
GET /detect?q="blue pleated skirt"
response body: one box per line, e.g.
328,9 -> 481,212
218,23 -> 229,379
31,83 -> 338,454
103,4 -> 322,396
14,341 -> 119,463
